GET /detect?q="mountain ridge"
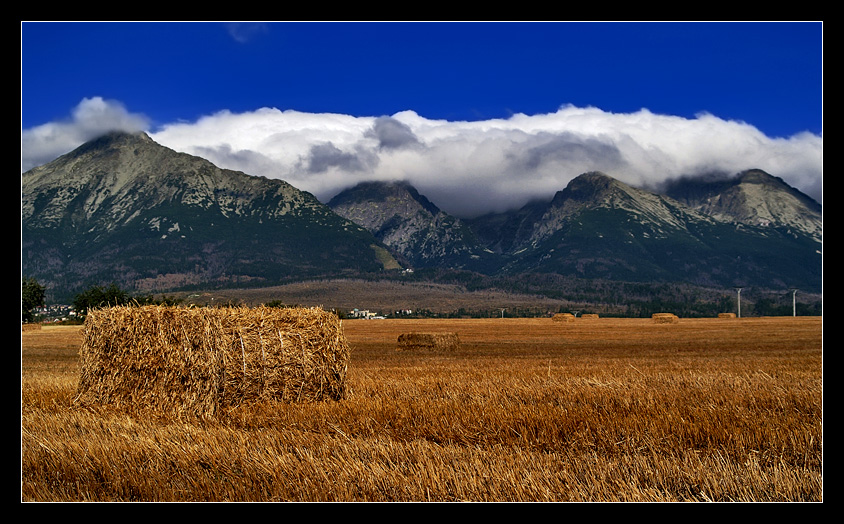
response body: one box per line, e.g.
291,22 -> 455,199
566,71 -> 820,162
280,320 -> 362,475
22,131 -> 396,302
22,132 -> 822,303
327,180 -> 497,271
661,169 -> 822,242
331,170 -> 821,292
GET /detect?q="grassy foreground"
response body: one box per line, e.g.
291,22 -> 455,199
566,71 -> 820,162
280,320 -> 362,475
21,316 -> 822,502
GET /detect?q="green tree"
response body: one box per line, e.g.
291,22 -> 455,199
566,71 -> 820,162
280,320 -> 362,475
72,283 -> 130,317
22,277 -> 46,323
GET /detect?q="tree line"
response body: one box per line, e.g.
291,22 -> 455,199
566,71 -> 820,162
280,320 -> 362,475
22,278 -> 183,323
22,275 -> 822,323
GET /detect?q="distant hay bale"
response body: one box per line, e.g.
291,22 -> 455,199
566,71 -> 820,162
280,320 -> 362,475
581,313 -> 599,319
397,332 -> 460,352
552,313 -> 575,322
652,313 -> 679,324
718,312 -> 737,319
74,305 -> 349,419
22,323 -> 42,331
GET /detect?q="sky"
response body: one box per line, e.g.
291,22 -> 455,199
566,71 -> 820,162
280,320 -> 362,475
21,21 -> 823,217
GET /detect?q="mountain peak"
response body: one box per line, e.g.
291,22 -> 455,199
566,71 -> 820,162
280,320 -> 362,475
328,180 -> 440,216
22,132 -> 388,301
328,180 -> 491,269
663,168 -> 821,239
738,168 -> 775,183
559,171 -> 625,200
72,130 -> 154,153
549,171 -> 668,215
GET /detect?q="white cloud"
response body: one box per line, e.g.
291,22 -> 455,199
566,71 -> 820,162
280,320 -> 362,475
22,99 -> 823,217
20,97 -> 149,172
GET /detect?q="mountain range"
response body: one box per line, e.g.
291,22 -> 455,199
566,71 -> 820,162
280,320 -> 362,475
21,132 -> 396,302
21,131 -> 822,304
328,169 -> 821,292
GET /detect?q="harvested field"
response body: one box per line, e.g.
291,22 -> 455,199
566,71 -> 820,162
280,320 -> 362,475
22,315 -> 823,502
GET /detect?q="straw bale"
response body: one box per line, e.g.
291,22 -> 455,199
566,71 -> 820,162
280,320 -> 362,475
22,323 -> 42,331
718,312 -> 737,319
397,332 -> 460,352
652,313 -> 679,323
552,313 -> 575,322
74,305 -> 349,419
581,313 -> 599,319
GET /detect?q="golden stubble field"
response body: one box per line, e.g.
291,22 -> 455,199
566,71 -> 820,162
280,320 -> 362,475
21,315 -> 823,502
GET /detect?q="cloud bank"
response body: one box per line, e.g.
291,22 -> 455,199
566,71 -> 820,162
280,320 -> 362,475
22,98 -> 823,218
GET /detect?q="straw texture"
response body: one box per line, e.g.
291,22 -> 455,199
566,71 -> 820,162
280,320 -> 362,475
396,332 -> 460,352
74,305 -> 349,419
652,313 -> 680,323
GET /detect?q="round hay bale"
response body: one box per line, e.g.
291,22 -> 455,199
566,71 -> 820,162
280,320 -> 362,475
74,305 -> 349,419
552,313 -> 575,322
652,313 -> 679,324
397,332 -> 460,352
718,312 -> 737,319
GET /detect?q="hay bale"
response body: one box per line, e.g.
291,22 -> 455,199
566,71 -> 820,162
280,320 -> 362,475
581,313 -> 599,319
22,323 -> 42,331
74,305 -> 349,419
718,312 -> 737,319
552,313 -> 575,322
652,313 -> 679,324
397,332 -> 460,352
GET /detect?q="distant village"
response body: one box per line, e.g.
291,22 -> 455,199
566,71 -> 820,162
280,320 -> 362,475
31,304 -> 79,323
348,308 -> 413,320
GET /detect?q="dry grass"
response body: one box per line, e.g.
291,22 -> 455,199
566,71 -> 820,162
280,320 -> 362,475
21,316 -> 823,502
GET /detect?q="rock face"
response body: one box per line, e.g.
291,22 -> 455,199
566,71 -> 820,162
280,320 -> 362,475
522,172 -> 714,249
22,131 -> 392,301
661,169 -> 823,242
327,181 -> 497,271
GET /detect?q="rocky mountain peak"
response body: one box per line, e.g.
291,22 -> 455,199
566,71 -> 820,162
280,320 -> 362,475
549,171 -> 672,212
526,171 -> 700,247
327,180 -> 492,270
21,130 -> 327,233
663,168 -> 822,241
21,132 -> 389,301
555,171 -> 617,200
327,180 -> 440,229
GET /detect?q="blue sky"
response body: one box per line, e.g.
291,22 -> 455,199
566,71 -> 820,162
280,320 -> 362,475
21,21 -> 823,216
